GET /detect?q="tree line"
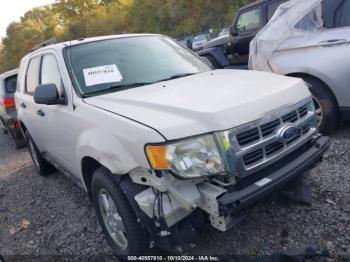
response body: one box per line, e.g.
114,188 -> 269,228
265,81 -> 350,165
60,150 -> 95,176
0,0 -> 254,73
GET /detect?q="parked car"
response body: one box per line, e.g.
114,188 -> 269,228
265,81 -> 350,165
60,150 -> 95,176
177,35 -> 194,49
0,69 -> 25,148
192,34 -> 211,52
250,0 -> 350,135
198,0 -> 288,68
16,34 -> 329,259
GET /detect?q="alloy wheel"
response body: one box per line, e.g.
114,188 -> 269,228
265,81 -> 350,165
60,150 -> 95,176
312,96 -> 323,128
98,188 -> 128,250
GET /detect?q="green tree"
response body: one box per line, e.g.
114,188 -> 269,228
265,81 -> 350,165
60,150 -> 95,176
0,0 -> 255,73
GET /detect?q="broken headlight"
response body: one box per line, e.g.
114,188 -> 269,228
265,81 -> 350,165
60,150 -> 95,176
146,134 -> 226,179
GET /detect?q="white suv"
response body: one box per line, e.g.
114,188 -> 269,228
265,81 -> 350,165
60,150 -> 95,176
15,34 -> 329,259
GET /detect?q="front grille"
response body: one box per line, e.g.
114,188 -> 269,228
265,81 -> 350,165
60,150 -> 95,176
261,119 -> 280,137
237,128 -> 260,146
243,149 -> 264,166
298,105 -> 308,118
302,121 -> 312,134
265,141 -> 284,156
236,103 -> 311,146
282,111 -> 298,123
228,100 -> 317,174
286,130 -> 301,145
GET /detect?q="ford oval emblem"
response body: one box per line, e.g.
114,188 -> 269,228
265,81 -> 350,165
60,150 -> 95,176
277,124 -> 299,142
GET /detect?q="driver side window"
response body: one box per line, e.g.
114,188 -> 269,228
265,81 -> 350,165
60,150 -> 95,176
236,8 -> 262,32
334,0 -> 350,28
41,54 -> 63,96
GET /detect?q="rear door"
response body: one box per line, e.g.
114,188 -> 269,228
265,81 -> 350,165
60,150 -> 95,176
15,56 -> 45,149
232,5 -> 263,56
315,0 -> 350,108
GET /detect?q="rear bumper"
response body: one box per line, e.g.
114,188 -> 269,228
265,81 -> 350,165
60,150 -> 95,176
219,136 -> 329,215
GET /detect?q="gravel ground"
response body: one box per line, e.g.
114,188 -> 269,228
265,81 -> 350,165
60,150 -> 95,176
0,125 -> 349,261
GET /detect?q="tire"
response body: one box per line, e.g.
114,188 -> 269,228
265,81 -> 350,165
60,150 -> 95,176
10,135 -> 23,150
25,130 -> 56,176
13,138 -> 25,150
303,77 -> 339,135
92,168 -> 149,260
0,118 -> 8,134
7,127 -> 25,150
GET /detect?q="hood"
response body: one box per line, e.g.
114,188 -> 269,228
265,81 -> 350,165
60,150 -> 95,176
84,70 -> 310,140
204,35 -> 230,49
193,41 -> 207,47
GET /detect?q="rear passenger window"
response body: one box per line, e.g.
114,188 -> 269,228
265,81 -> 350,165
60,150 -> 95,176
5,76 -> 17,93
322,0 -> 350,29
41,54 -> 63,95
26,57 -> 41,94
267,1 -> 284,21
334,0 -> 350,28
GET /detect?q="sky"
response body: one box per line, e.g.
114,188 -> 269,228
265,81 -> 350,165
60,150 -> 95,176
0,0 -> 56,39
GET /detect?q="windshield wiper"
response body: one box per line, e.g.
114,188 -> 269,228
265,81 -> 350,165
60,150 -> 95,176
154,73 -> 197,83
82,82 -> 153,98
82,73 -> 197,98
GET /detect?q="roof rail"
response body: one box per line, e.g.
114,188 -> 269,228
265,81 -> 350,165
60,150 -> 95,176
30,38 -> 57,52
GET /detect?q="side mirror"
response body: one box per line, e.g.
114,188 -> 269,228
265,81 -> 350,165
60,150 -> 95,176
34,84 -> 65,105
230,26 -> 238,36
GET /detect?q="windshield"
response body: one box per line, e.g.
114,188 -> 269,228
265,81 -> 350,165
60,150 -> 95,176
194,35 -> 208,41
65,35 -> 211,96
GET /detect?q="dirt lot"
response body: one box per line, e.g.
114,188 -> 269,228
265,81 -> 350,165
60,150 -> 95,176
0,125 -> 349,261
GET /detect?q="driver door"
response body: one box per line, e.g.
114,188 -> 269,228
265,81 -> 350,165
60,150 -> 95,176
232,6 -> 263,56
37,53 -> 78,174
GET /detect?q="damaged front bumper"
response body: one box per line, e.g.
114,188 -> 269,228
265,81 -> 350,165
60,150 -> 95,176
130,135 -> 329,246
213,135 -> 329,230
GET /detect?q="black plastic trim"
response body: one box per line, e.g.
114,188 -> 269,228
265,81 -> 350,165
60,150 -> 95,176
340,107 -> 350,120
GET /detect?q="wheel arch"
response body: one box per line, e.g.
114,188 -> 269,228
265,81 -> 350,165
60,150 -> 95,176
286,72 -> 340,113
19,120 -> 27,136
81,156 -> 110,199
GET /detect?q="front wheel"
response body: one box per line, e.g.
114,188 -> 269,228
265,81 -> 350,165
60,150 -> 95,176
91,168 -> 149,260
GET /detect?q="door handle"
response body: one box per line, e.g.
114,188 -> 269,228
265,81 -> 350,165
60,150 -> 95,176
37,109 -> 45,117
20,102 -> 26,108
319,39 -> 347,47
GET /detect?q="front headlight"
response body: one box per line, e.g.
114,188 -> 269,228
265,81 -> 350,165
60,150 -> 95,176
146,135 -> 226,179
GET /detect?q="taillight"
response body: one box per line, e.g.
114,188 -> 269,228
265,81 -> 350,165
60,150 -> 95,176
14,121 -> 20,129
3,98 -> 15,108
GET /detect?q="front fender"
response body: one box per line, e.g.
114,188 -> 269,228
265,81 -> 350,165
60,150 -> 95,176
76,126 -> 163,175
